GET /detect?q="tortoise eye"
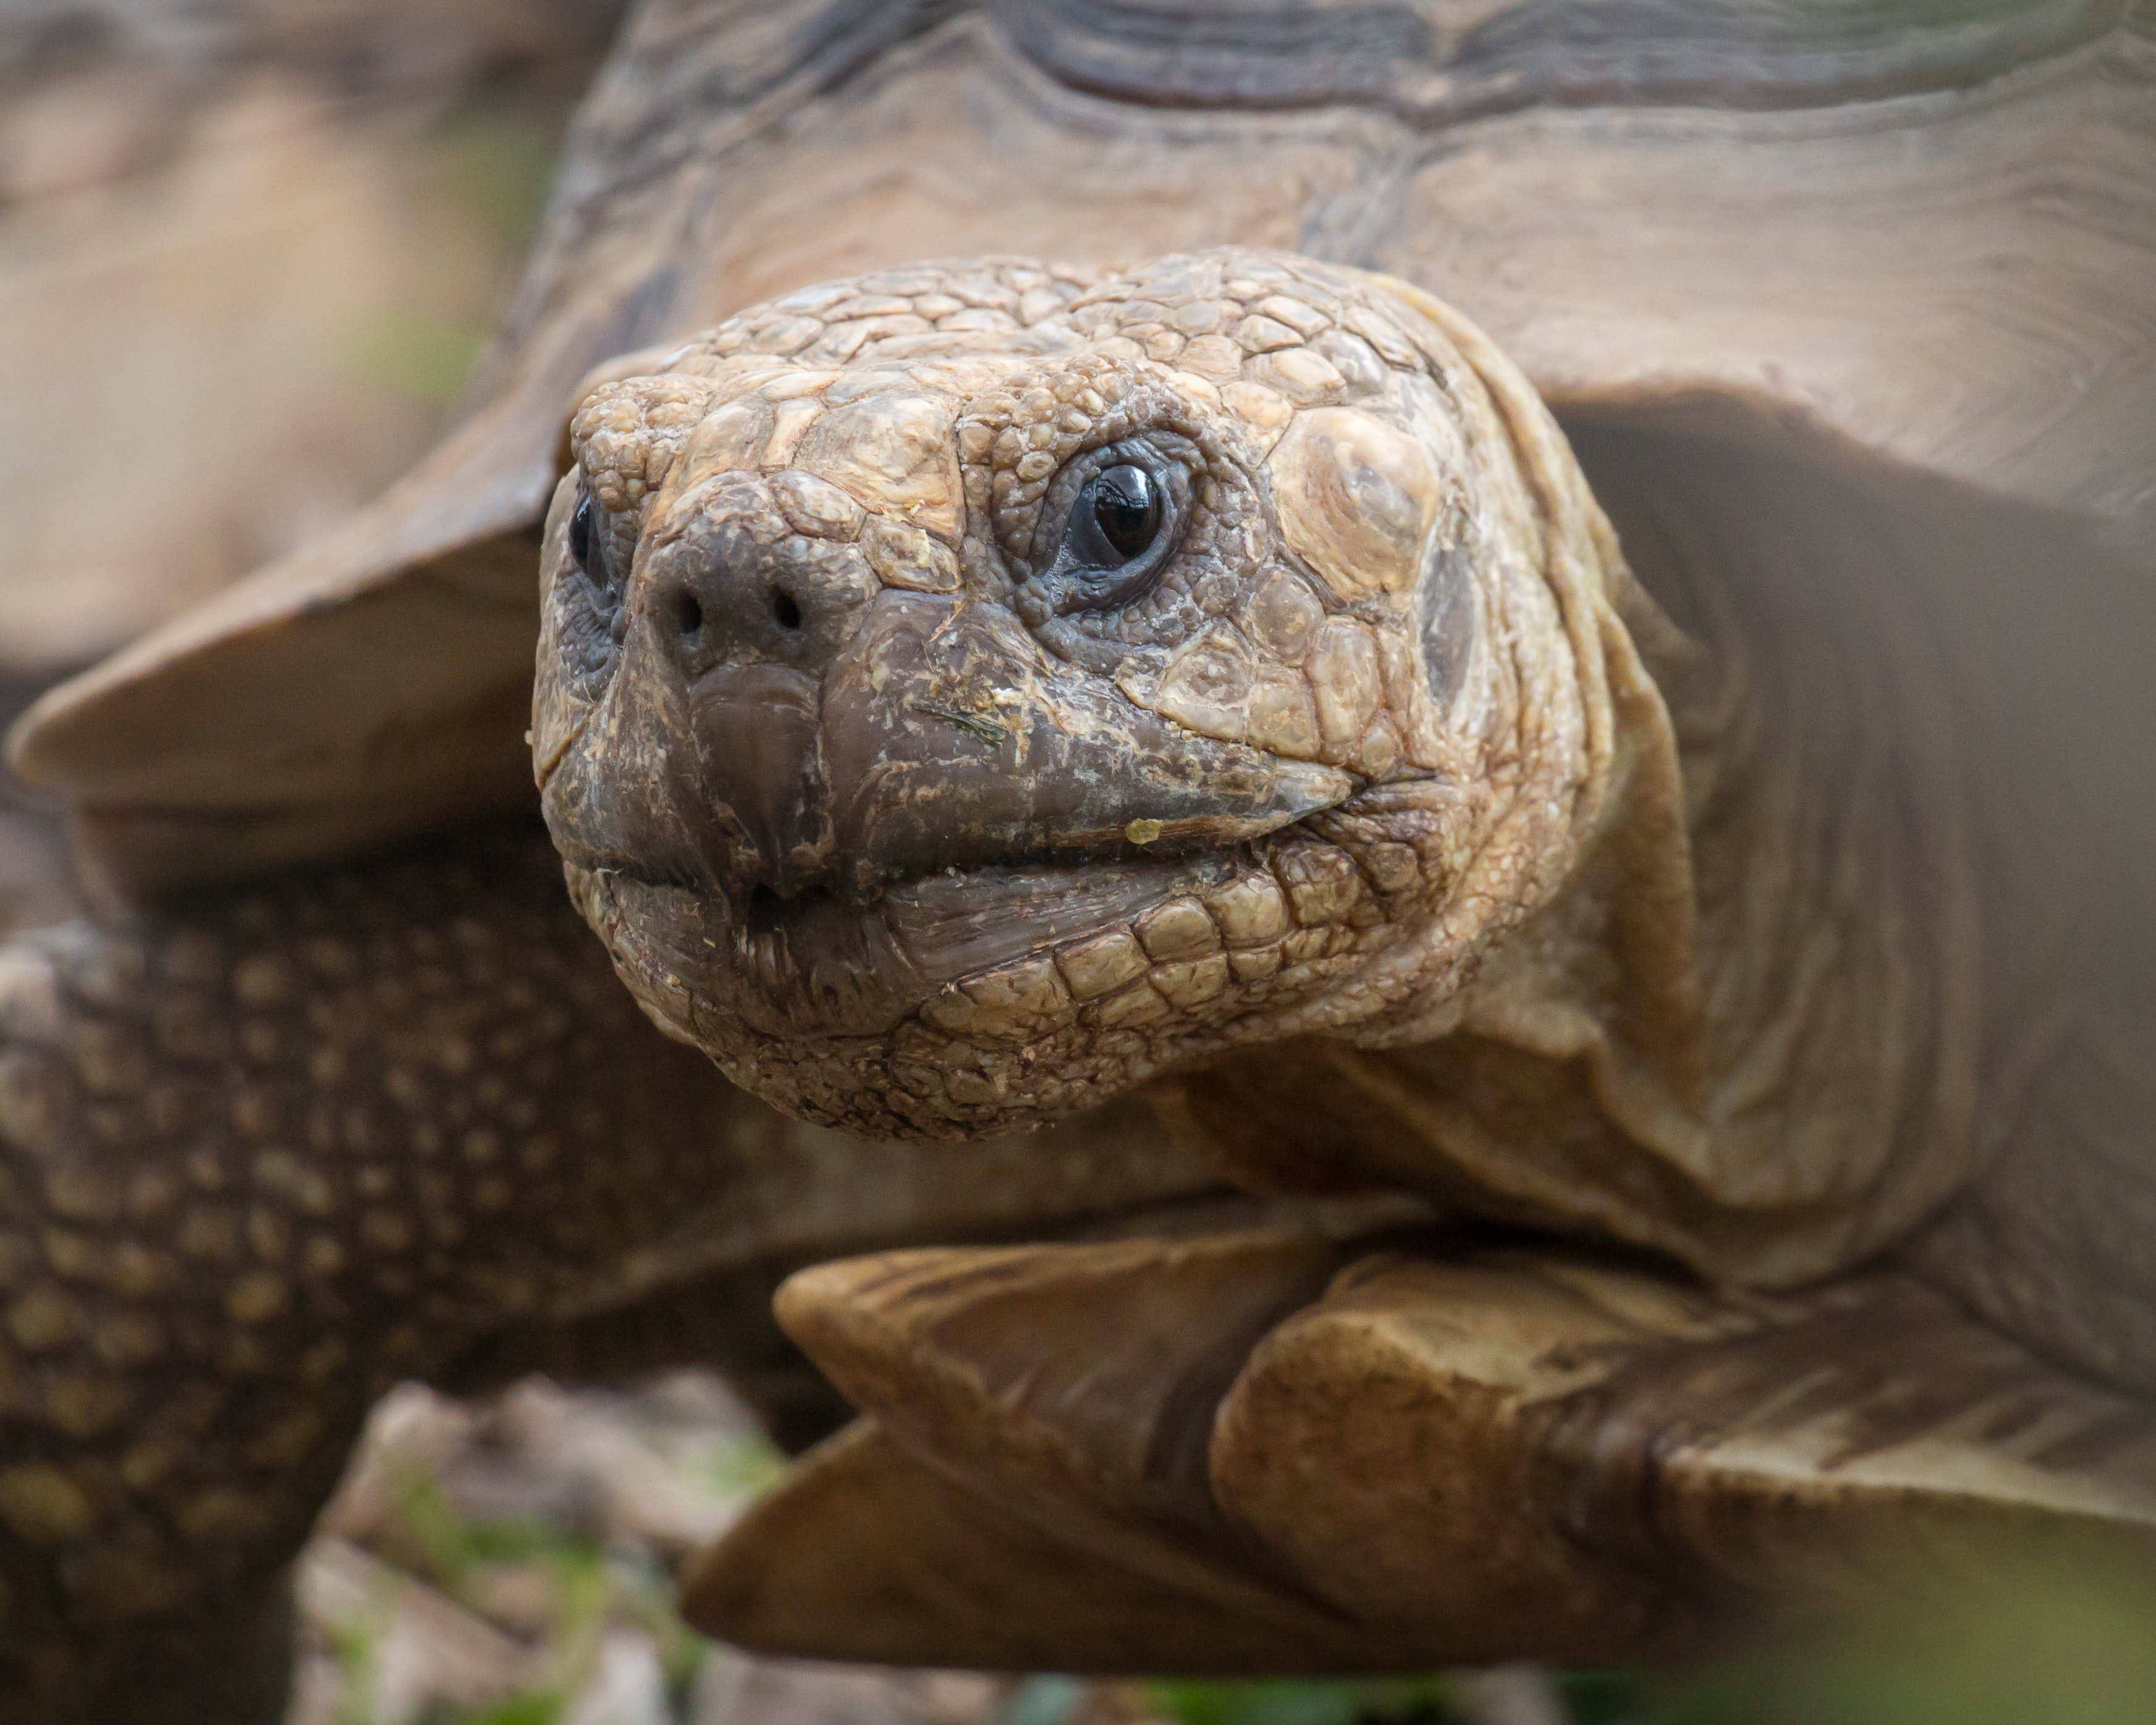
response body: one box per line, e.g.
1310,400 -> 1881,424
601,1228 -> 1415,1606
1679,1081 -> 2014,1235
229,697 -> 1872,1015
569,492 -> 596,571
1086,465 -> 1160,564
1042,451 -> 1185,616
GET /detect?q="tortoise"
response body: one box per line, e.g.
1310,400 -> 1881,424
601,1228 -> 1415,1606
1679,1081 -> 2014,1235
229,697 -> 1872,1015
2,0 -> 2154,1718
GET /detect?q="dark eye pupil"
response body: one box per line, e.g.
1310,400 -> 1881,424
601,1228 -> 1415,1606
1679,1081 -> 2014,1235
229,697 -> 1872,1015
1090,465 -> 1159,562
569,493 -> 595,570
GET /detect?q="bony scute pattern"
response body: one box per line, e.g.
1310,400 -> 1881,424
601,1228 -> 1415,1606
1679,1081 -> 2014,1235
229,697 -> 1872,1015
536,246 -> 1664,1168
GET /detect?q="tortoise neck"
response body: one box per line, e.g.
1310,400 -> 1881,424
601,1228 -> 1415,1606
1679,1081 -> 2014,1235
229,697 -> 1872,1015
1157,424 -> 1990,1289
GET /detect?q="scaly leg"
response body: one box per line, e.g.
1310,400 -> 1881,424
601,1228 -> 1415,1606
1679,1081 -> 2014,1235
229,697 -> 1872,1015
688,1230 -> 2156,1671
0,820 -> 1216,1721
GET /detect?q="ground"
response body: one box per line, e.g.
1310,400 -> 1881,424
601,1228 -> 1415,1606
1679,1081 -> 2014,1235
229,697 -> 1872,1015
285,1368 -> 1575,1725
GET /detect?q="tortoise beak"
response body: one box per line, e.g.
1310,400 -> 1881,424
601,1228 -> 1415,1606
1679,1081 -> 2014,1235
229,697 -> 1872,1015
679,663 -> 833,901
817,590 -> 1353,893
556,495 -> 1353,905
631,582 -> 1351,904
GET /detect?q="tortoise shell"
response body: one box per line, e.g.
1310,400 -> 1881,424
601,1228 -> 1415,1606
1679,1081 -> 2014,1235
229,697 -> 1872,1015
12,0 -> 2150,890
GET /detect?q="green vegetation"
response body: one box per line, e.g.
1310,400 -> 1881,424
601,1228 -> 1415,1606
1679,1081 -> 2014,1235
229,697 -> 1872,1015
428,108 -> 559,255
354,311 -> 489,409
698,1428 -> 788,1498
350,100 -> 560,412
327,1465 -> 699,1725
1141,1677 -> 1459,1725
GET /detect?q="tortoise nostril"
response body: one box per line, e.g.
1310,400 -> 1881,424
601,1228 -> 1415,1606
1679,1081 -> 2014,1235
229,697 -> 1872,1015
772,590 -> 803,632
674,590 -> 703,637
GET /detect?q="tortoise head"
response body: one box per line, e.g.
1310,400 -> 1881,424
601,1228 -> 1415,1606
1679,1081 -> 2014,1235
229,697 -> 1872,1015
534,247 -> 1648,1138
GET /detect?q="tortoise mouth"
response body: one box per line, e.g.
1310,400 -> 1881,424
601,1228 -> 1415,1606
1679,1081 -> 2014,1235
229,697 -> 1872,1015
549,582 -> 1352,1045
648,591 -> 1351,904
573,849 -> 1233,1045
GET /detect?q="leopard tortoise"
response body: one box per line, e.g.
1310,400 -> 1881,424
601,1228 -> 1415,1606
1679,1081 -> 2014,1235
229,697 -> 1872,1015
3,1 -> 2154,1718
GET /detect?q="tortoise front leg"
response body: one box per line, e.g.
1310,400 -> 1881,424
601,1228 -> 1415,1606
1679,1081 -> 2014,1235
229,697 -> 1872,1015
0,821 -> 746,1720
0,820 -> 1218,1722
687,1232 -> 2156,1672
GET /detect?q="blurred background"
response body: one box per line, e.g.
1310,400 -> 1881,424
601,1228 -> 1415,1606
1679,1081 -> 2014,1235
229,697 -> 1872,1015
0,0 -> 622,665
1,6 -> 2151,1724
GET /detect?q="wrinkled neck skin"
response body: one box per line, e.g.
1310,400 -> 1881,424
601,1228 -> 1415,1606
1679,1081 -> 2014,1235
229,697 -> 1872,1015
1166,412 -> 1987,1291
533,248 -> 1979,1300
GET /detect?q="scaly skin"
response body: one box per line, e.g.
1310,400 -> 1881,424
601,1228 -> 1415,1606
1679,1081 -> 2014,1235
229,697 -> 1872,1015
536,247 -> 1981,1299
528,244 -> 2156,1663
0,823 -> 753,1719
0,820 -> 1220,1721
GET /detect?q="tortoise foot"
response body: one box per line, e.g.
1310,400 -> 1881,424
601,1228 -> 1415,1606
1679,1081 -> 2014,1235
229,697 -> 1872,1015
685,1232 -> 2156,1672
